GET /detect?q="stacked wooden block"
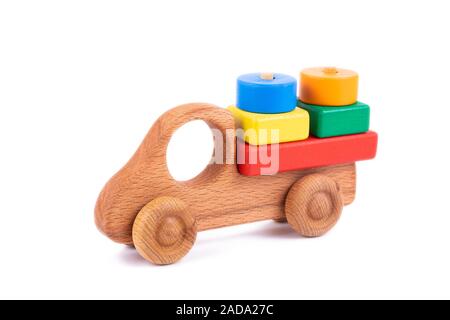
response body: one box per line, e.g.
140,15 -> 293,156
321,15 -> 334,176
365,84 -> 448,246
229,68 -> 378,176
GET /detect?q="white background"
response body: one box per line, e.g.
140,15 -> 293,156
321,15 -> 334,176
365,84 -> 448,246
1,0 -> 449,300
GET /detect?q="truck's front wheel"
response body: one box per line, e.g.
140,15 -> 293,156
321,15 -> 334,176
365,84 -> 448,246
132,197 -> 197,265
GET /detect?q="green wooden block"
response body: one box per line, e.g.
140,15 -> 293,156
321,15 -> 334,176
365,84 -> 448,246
297,100 -> 370,138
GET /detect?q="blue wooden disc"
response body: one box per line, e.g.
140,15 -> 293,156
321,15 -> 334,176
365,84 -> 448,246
237,73 -> 297,114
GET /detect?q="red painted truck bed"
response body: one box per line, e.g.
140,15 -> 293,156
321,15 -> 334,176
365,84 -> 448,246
237,131 -> 378,176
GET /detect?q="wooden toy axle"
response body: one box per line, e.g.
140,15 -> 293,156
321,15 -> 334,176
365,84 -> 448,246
260,72 -> 274,80
95,103 -> 357,265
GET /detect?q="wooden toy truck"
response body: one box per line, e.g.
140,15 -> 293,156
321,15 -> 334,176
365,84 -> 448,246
95,103 -> 377,265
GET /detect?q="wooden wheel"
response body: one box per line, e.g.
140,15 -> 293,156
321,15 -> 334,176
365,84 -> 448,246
132,197 -> 197,265
285,174 -> 343,237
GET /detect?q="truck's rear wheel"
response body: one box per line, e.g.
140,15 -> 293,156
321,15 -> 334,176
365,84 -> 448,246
285,174 -> 343,237
132,197 -> 197,265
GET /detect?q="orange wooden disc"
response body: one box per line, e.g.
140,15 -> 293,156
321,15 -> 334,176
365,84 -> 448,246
299,67 -> 358,106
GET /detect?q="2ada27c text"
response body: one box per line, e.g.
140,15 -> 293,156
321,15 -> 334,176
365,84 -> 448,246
220,304 -> 274,315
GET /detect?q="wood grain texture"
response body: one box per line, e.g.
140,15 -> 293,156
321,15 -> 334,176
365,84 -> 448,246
285,174 -> 343,237
132,197 -> 197,265
95,103 -> 356,245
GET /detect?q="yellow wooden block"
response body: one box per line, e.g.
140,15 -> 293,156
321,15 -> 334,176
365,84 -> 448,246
227,105 -> 309,145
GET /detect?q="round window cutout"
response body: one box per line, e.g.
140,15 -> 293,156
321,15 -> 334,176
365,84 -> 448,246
166,120 -> 214,181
